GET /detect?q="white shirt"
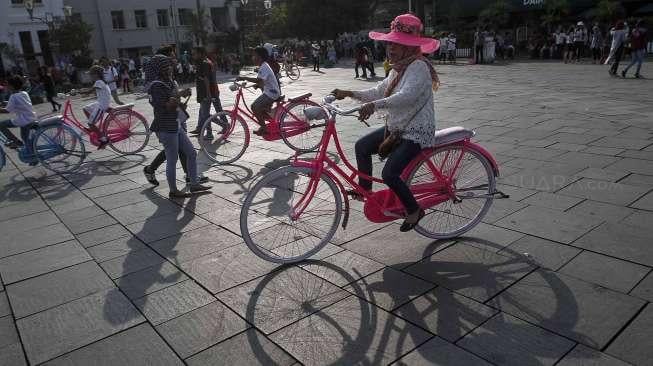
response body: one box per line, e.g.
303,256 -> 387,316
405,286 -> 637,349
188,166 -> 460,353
6,91 -> 37,127
128,59 -> 136,71
103,66 -> 118,91
257,62 -> 280,100
352,60 -> 436,148
94,80 -> 112,110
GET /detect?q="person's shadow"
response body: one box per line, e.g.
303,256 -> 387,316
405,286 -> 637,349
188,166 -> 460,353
103,193 -> 201,325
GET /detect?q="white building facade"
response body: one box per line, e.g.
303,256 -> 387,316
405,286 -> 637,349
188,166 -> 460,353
64,0 -> 240,60
0,0 -> 66,74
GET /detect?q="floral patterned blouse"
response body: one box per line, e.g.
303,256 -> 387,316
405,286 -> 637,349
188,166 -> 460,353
352,59 -> 436,148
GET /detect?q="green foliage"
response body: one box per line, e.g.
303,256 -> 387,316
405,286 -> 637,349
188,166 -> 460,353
596,0 -> 622,23
541,0 -> 570,27
479,0 -> 511,28
283,0 -> 377,39
263,3 -> 289,38
0,43 -> 21,63
51,17 -> 93,57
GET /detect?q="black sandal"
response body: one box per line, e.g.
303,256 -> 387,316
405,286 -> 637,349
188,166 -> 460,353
400,209 -> 425,232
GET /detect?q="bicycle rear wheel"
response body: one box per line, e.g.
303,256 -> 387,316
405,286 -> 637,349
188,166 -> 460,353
199,111 -> 249,165
104,110 -> 150,154
406,145 -> 495,239
278,99 -> 326,152
286,64 -> 301,80
240,166 -> 342,263
33,124 -> 86,174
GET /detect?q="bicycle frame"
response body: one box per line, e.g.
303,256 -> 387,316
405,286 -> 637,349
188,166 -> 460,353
60,99 -> 140,147
291,115 -> 498,226
228,85 -> 315,142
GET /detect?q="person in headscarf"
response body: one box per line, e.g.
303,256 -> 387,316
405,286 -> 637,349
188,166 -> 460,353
332,14 -> 440,232
147,53 -> 211,198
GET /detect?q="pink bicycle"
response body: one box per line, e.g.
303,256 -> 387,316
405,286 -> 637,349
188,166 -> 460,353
198,82 -> 326,165
61,99 -> 150,154
240,96 -> 508,263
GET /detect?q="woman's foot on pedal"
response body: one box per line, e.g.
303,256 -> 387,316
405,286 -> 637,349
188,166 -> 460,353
345,189 -> 367,202
143,167 -> 159,186
400,209 -> 425,232
253,127 -> 267,136
98,136 -> 109,149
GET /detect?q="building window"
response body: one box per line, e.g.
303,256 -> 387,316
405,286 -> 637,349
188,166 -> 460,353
11,0 -> 43,4
178,8 -> 193,26
135,10 -> 147,28
157,9 -> 169,27
111,11 -> 125,29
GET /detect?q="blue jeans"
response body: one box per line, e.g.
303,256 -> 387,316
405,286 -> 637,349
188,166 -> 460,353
0,119 -> 30,146
197,97 -> 226,135
155,130 -> 197,192
623,49 -> 645,75
355,127 -> 422,213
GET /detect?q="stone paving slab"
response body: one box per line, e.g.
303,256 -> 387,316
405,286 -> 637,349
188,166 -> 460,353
0,223 -> 74,259
86,235 -> 147,262
16,288 -> 144,364
42,324 -> 183,366
0,240 -> 92,284
116,262 -> 188,299
271,296 -> 432,366
133,280 -> 215,325
574,223 -> 653,267
185,329 -> 295,366
558,251 -> 650,293
499,235 -> 581,271
218,266 -> 349,334
457,312 -> 575,366
606,305 -> 653,366
556,344 -> 632,366
156,301 -> 249,359
392,336 -> 493,366
488,270 -> 646,349
405,243 -> 535,302
495,205 -> 602,244
6,261 -> 113,318
149,225 -> 242,264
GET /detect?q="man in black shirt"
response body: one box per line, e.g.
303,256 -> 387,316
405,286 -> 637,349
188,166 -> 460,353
189,47 -> 227,138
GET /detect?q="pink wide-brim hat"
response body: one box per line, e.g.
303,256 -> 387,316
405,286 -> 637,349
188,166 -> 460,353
369,14 -> 440,54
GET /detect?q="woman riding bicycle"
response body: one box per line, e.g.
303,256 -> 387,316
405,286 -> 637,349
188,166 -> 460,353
332,13 -> 440,232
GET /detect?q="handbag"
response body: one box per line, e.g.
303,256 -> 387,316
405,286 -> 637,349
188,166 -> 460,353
377,93 -> 429,160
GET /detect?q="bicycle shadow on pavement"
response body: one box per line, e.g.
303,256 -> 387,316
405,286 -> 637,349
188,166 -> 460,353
242,237 -> 596,365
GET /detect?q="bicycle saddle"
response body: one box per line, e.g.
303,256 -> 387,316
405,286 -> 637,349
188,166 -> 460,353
288,93 -> 312,103
433,126 -> 475,145
107,103 -> 135,111
38,116 -> 64,127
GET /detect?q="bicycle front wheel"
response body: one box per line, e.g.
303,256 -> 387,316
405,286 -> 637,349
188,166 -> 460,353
406,145 -> 495,239
286,64 -> 301,80
278,99 -> 326,152
105,110 -> 150,154
199,111 -> 249,165
240,166 -> 342,264
33,124 -> 86,174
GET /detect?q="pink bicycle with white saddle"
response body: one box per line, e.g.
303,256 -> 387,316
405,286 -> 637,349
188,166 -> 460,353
240,96 -> 509,263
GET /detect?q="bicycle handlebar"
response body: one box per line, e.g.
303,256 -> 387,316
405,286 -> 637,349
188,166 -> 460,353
321,95 -> 370,127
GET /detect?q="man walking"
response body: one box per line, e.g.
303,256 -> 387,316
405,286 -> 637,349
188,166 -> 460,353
622,20 -> 647,78
474,28 -> 485,64
189,46 -> 227,139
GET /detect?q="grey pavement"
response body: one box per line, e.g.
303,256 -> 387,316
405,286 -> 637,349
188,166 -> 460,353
1,59 -> 652,365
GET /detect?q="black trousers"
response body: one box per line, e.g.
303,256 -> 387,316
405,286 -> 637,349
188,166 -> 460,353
610,45 -> 624,75
475,45 -> 484,64
149,149 -> 187,173
355,127 -> 421,213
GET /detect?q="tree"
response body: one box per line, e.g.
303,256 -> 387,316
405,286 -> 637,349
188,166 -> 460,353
263,3 -> 289,39
596,0 -> 622,24
51,17 -> 93,57
189,6 -> 209,46
541,0 -> 570,30
479,0 -> 511,29
284,0 -> 377,39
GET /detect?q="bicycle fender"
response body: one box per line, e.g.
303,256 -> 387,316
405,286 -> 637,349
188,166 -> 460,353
292,159 -> 350,230
463,141 -> 500,177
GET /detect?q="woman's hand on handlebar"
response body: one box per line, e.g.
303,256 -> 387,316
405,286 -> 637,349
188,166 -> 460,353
331,89 -> 353,100
358,102 -> 375,122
